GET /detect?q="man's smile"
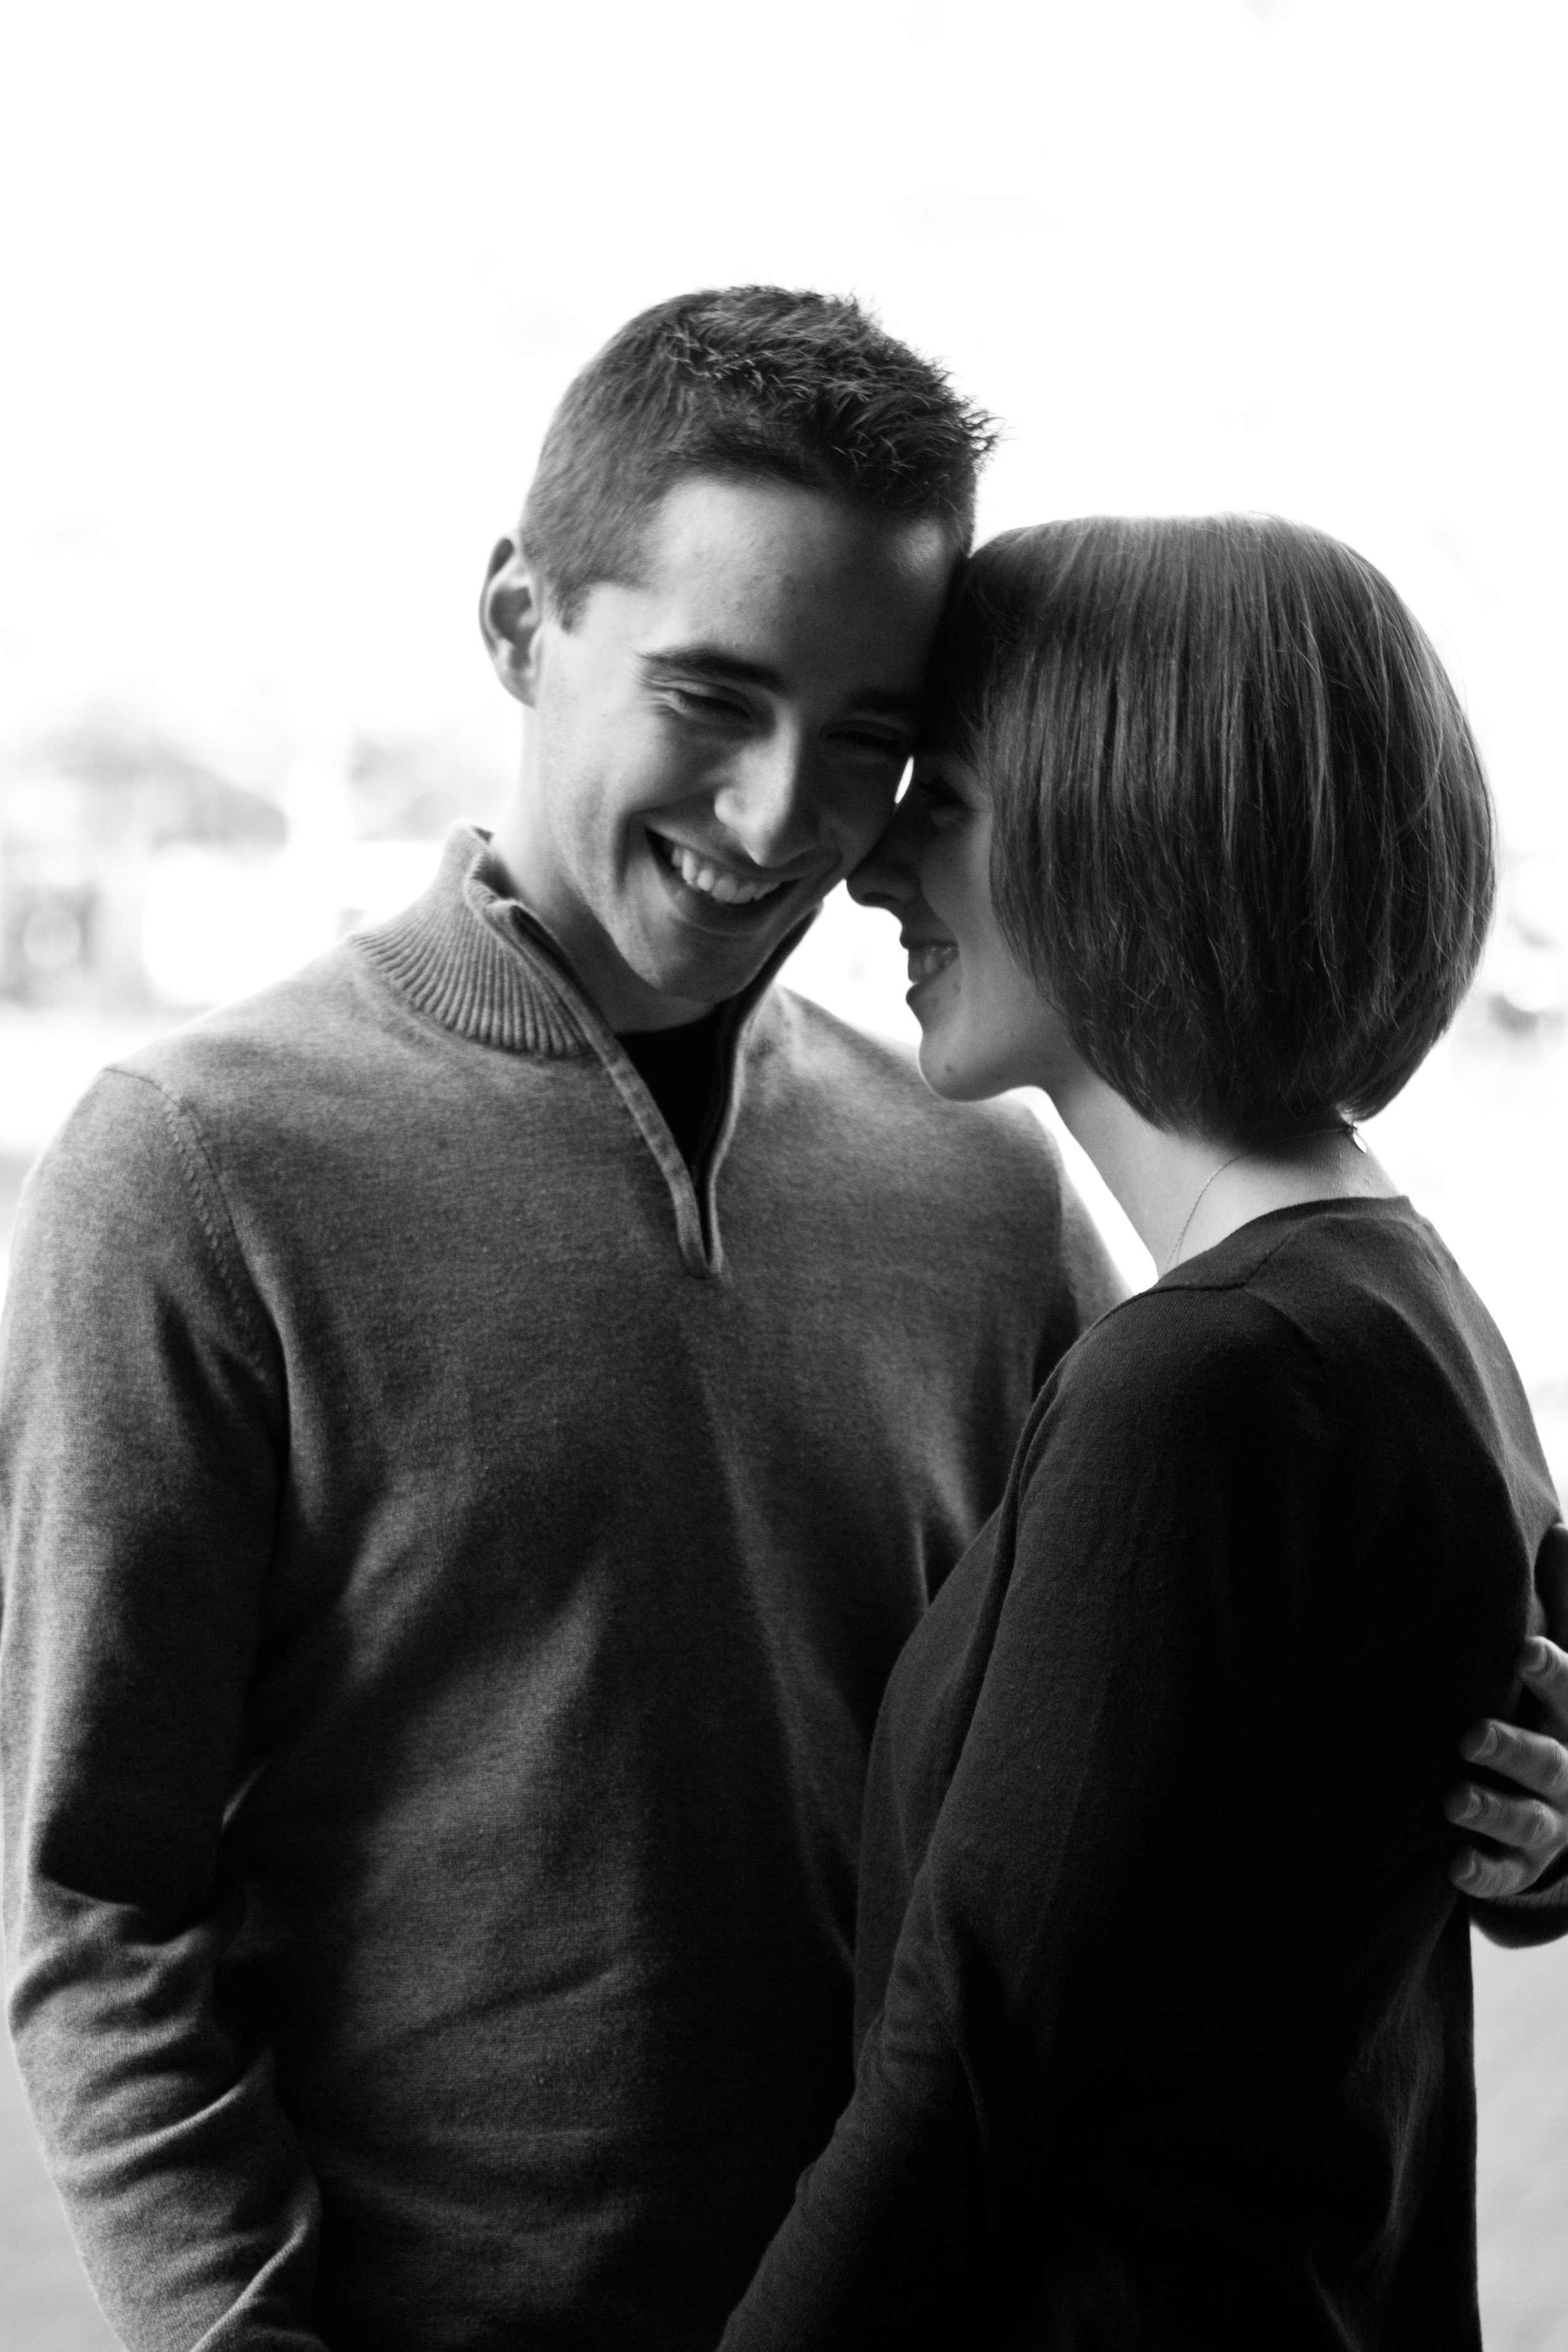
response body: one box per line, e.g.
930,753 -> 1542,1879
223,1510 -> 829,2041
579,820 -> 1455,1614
645,827 -> 820,923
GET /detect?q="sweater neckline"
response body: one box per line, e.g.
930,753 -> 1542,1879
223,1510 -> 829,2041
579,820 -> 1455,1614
354,824 -> 807,1063
353,826 -> 595,1057
1158,1190 -> 1418,1287
354,824 -> 817,1281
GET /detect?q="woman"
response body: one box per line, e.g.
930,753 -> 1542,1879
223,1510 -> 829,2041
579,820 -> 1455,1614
719,517 -> 1560,2348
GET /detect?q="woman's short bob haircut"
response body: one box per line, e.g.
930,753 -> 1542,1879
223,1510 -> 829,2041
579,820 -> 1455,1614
923,515 -> 1495,1139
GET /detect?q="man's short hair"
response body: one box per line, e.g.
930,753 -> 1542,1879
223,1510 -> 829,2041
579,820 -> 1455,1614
520,287 -> 997,624
926,515 -> 1495,1138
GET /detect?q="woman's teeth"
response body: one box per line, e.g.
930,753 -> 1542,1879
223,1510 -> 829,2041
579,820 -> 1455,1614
660,837 -> 787,907
908,943 -> 958,984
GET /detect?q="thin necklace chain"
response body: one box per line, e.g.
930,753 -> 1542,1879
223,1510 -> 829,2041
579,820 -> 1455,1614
1163,1123 -> 1361,1275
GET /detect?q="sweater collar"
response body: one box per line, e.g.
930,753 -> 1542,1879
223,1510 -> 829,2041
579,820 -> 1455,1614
355,823 -> 810,1060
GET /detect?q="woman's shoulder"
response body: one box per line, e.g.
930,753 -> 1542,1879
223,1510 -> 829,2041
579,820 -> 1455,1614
1004,1276 -> 1325,1552
1043,1251 -> 1320,1428
1027,1194 -> 1552,1544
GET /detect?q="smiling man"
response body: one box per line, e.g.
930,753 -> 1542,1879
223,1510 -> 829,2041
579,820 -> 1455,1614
469,470 -> 962,1196
0,291 -> 1125,2352
3,289 -> 1564,2352
481,472 -> 948,1024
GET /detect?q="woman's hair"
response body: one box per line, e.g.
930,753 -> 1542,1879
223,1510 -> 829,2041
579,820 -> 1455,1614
520,287 -> 997,625
923,515 -> 1495,1137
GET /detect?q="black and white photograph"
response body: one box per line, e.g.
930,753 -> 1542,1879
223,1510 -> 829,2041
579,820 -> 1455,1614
2,3 -> 1566,2346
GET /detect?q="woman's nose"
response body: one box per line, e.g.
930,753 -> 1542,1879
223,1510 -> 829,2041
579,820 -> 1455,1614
847,797 -> 923,913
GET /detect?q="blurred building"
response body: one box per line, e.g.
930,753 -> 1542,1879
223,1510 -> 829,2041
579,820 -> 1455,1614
1481,853 -> 1568,1032
0,720 -> 285,1007
0,720 -> 504,1014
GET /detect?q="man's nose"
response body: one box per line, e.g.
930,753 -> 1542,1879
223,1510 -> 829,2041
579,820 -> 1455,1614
847,795 -> 922,914
714,734 -> 825,870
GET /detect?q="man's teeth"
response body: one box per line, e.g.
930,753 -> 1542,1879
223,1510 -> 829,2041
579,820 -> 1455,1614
908,944 -> 958,984
664,839 -> 787,907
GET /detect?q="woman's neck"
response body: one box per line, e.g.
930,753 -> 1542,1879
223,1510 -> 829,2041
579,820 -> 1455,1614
1047,1066 -> 1399,1276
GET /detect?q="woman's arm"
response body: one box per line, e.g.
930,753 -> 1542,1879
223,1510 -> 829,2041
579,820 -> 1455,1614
715,1982 -> 987,2350
719,1298 -> 1318,2348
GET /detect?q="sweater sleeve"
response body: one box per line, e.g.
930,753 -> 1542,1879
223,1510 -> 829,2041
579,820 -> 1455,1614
0,1069 -> 327,2351
719,1294 -> 1311,2347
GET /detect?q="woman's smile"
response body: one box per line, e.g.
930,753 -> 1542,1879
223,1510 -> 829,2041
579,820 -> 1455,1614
850,749 -> 1071,1104
904,935 -> 958,991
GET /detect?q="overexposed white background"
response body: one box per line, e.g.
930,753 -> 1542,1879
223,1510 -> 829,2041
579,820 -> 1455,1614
1,4 -> 1566,2346
3,0 -> 1565,846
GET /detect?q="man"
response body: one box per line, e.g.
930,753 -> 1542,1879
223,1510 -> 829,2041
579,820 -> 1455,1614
2,289 -> 1564,2352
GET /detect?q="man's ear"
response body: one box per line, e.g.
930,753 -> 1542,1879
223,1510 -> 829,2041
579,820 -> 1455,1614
480,537 -> 546,707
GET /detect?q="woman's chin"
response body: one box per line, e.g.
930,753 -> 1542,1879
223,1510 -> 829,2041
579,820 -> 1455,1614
916,1023 -> 1005,1104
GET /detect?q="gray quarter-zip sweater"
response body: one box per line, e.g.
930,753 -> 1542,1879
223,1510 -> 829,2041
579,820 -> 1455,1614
0,827 -> 1121,2352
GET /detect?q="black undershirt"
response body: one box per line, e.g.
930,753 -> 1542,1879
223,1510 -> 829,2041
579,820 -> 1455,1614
618,1010 -> 726,1171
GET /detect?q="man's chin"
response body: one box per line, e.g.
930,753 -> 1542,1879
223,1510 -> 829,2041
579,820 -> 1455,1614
620,881 -> 822,1006
623,920 -> 801,1013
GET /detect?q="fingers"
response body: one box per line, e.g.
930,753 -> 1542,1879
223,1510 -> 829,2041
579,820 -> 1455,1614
1445,1780 -> 1567,1900
1517,1632 -> 1568,1739
1447,1843 -> 1539,1900
1444,1778 -> 1564,1854
1458,1714 -> 1568,1804
1537,1523 -> 1568,1647
1441,1563 -> 1568,1904
1445,1717 -> 1568,1897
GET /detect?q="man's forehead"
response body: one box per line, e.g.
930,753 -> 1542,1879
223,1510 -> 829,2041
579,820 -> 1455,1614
638,474 -> 954,596
616,478 -> 954,688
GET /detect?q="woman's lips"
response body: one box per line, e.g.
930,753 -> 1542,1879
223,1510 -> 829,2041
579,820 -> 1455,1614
906,942 -> 958,986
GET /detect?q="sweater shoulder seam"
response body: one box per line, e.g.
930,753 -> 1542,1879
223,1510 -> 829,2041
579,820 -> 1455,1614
102,1064 -> 275,1378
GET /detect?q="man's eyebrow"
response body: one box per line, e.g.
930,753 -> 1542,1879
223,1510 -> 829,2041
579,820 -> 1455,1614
639,644 -> 920,718
640,644 -> 786,691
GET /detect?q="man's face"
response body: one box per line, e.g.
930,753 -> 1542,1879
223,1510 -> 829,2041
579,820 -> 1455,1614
485,476 -> 956,1028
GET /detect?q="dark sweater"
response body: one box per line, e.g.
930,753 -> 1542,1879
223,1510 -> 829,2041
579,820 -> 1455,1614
0,829 -> 1123,2352
721,1197 -> 1560,2351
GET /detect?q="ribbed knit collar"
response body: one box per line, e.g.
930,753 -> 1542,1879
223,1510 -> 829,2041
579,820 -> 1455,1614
355,824 -> 807,1061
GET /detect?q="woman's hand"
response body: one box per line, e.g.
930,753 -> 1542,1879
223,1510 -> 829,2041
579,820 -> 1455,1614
1446,1523 -> 1568,1899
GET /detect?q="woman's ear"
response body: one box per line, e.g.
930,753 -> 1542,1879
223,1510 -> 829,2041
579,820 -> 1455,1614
479,537 -> 545,706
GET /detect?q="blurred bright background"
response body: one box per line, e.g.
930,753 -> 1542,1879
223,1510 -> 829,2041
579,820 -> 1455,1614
2,1 -> 1567,2345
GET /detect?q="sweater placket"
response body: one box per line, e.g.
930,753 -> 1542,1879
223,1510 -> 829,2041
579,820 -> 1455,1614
356,827 -> 787,1280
